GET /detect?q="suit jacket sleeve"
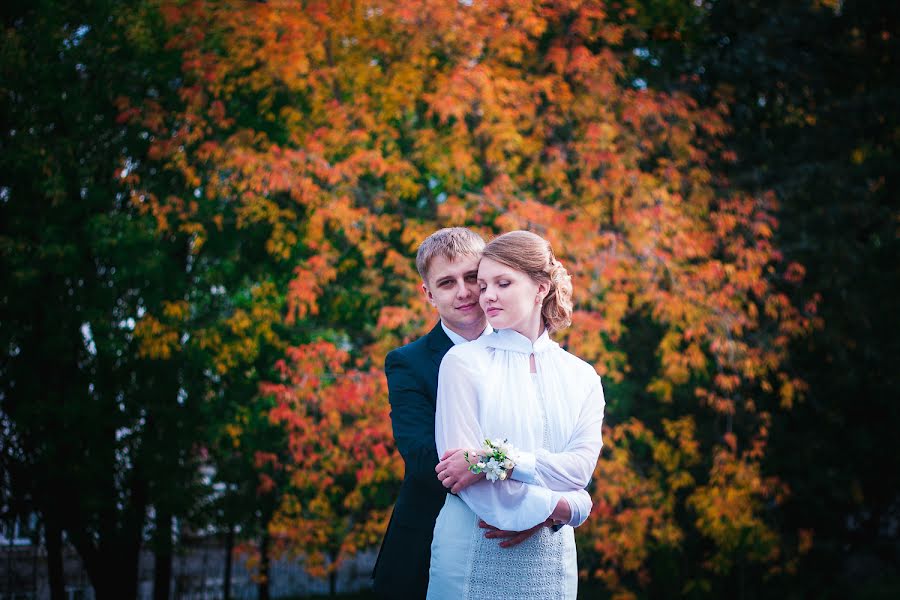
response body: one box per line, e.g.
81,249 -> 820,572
385,349 -> 447,495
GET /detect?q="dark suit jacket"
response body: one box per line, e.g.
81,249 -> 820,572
372,322 -> 453,599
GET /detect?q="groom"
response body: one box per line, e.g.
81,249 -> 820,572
372,228 -> 547,599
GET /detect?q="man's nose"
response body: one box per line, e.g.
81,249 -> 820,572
456,282 -> 472,298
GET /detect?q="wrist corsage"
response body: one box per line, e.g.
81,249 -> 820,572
466,438 -> 517,482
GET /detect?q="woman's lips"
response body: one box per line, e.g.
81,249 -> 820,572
485,307 -> 501,317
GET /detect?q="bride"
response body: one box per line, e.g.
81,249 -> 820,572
427,230 -> 606,599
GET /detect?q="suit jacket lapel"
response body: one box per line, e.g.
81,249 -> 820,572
425,321 -> 454,370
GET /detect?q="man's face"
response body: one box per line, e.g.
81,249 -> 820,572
423,254 -> 485,336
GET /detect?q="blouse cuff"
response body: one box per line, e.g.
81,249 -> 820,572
564,490 -> 592,528
510,450 -> 536,485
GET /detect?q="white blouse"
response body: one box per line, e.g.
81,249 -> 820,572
435,328 -> 605,532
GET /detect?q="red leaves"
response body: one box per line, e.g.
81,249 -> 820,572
285,256 -> 337,324
260,341 -> 397,577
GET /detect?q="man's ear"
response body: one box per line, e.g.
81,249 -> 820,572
422,282 -> 435,305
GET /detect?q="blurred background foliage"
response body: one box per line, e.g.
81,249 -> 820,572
1,1 -> 897,598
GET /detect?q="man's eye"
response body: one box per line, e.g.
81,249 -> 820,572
465,275 -> 477,282
439,281 -> 452,287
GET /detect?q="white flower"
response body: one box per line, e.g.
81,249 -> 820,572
484,458 -> 504,482
467,437 -> 517,481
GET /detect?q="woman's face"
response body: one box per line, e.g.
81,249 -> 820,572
477,257 -> 548,338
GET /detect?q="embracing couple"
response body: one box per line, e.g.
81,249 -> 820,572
372,228 -> 606,599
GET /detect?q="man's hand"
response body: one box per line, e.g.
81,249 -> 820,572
550,496 -> 572,526
478,519 -> 551,548
435,448 -> 483,493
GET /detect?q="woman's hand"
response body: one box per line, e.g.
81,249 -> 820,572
549,496 -> 571,526
435,448 -> 485,493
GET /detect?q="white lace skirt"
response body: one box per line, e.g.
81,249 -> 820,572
427,494 -> 577,600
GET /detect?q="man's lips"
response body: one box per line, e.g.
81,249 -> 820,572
456,302 -> 478,311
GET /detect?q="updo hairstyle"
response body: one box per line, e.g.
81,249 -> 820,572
481,230 -> 573,333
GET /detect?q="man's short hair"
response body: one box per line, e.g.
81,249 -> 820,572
415,227 -> 485,281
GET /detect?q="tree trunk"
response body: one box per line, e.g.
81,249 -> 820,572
88,548 -> 141,600
258,528 -> 271,600
44,517 -> 66,600
328,549 -> 339,596
223,524 -> 235,600
153,510 -> 173,600
67,475 -> 146,600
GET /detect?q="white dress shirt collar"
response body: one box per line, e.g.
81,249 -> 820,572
440,321 -> 493,346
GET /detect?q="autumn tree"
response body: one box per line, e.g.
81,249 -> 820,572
258,341 -> 399,596
670,1 -> 900,596
4,0 -> 840,598
135,1 -> 816,597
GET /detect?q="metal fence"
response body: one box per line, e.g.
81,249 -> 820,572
0,538 -> 376,600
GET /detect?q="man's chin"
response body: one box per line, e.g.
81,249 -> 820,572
448,315 -> 486,330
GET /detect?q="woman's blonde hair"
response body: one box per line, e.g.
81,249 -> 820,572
482,230 -> 573,333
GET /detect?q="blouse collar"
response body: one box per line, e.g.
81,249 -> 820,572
484,327 -> 558,354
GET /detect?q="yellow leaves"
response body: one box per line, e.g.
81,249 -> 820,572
203,309 -> 260,372
687,449 -> 783,573
134,314 -> 180,360
777,374 -> 807,409
161,300 -> 189,321
662,417 -> 700,463
652,331 -> 705,400
385,165 -> 421,200
178,221 -> 207,253
266,222 -> 298,260
583,418 -> 697,594
195,281 -> 284,375
780,377 -> 796,409
224,423 -> 243,448
647,378 -> 674,403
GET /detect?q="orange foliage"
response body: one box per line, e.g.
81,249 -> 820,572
125,0 -> 817,593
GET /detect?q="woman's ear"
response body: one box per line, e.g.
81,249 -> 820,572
536,281 -> 550,304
